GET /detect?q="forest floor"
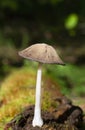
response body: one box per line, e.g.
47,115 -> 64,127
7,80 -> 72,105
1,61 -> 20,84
4,96 -> 85,130
0,66 -> 85,130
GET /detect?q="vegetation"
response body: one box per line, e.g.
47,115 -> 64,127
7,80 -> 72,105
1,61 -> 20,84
0,64 -> 58,129
0,63 -> 85,129
47,64 -> 85,96
0,0 -> 85,129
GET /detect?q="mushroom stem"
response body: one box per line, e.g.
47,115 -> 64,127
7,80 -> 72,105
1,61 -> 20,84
32,63 -> 43,127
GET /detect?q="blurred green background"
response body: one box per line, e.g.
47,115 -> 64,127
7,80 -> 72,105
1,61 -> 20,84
0,0 -> 85,94
0,0 -> 85,129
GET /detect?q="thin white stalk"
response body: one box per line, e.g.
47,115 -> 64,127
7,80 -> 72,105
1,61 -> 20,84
32,64 -> 43,127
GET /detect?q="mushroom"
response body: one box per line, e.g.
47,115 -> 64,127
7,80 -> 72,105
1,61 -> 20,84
18,43 -> 65,127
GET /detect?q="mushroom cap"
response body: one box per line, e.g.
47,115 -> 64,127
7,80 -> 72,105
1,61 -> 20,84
19,43 -> 65,65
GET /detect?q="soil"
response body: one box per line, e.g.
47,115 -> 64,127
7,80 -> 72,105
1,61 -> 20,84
4,96 -> 85,130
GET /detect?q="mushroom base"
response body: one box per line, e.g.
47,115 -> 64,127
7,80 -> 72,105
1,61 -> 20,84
4,98 -> 84,130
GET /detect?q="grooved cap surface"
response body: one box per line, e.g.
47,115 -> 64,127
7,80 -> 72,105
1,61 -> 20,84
19,43 -> 65,65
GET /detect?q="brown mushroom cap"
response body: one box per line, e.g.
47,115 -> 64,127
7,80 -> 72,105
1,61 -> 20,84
19,43 -> 65,65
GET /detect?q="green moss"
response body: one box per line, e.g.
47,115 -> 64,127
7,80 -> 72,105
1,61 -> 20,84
0,66 -> 58,128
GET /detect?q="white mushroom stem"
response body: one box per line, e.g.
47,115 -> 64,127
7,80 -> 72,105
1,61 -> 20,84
32,63 -> 43,127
